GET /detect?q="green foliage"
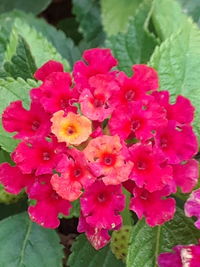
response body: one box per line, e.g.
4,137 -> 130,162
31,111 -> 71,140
150,18 -> 200,141
101,0 -> 141,36
0,212 -> 64,267
106,0 -> 158,75
72,0 -> 105,47
126,208 -> 200,267
0,0 -> 51,15
65,200 -> 80,219
68,234 -> 125,267
178,0 -> 200,26
4,32 -> 37,80
0,77 -> 37,152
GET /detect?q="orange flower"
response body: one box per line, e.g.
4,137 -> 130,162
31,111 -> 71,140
51,111 -> 92,145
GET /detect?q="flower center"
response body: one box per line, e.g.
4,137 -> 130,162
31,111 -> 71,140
32,120 -> 40,131
125,90 -> 135,101
94,98 -> 104,108
137,160 -> 147,170
74,169 -> 81,178
140,190 -> 149,200
161,137 -> 168,148
131,120 -> 140,131
98,192 -> 106,202
43,152 -> 51,161
60,98 -> 69,109
66,125 -> 76,135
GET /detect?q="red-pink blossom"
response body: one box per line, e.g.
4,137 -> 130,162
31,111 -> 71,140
158,242 -> 200,267
34,60 -> 64,81
80,180 -> 125,229
78,213 -> 111,250
0,163 -> 35,194
51,149 -> 96,201
185,189 -> 200,229
28,177 -> 71,228
129,143 -> 174,192
84,135 -> 133,185
172,160 -> 199,193
2,100 -> 51,140
153,91 -> 195,125
31,72 -> 78,114
155,121 -> 198,164
12,138 -> 64,176
79,74 -> 119,121
73,48 -> 117,89
130,186 -> 176,226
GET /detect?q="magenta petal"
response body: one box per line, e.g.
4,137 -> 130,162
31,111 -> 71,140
34,60 -> 64,81
185,189 -> 200,229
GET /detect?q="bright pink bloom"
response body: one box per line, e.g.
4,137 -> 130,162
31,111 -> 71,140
80,180 -> 125,229
109,97 -> 167,141
153,91 -> 195,125
158,242 -> 200,267
155,121 -> 198,164
31,72 -> 78,114
130,186 -> 176,226
84,135 -> 133,185
78,213 -> 111,250
129,144 -> 174,192
51,149 -> 96,201
110,65 -> 159,107
79,74 -> 119,121
2,101 -> 51,140
172,160 -> 199,193
28,177 -> 71,228
34,60 -> 64,81
73,48 -> 117,89
0,163 -> 35,194
12,138 -> 64,176
185,189 -> 200,229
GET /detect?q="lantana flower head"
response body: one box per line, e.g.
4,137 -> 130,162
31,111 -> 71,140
0,48 -> 198,250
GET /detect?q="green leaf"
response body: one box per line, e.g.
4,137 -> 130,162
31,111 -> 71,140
4,32 -> 37,80
68,234 -> 125,267
149,19 -> 200,141
0,212 -> 64,267
0,0 -> 51,15
65,200 -> 80,219
106,0 -> 158,75
0,77 -> 37,152
13,18 -> 70,69
101,0 -> 141,36
126,208 -> 200,267
72,0 -> 105,47
0,148 -> 12,164
178,0 -> 200,26
152,0 -> 188,40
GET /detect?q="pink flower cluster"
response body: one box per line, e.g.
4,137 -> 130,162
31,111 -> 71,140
0,48 -> 199,249
158,241 -> 200,267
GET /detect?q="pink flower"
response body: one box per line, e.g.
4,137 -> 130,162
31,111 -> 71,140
158,242 -> 200,267
12,138 -> 64,176
28,177 -> 71,228
185,189 -> 200,229
78,213 -> 111,250
84,135 -> 133,185
153,91 -> 195,125
110,65 -> 159,108
109,97 -> 167,141
155,121 -> 198,164
0,163 -> 35,194
34,60 -> 64,81
73,48 -> 117,89
31,72 -> 78,114
129,144 -> 174,192
79,74 -> 119,121
2,100 -> 51,140
51,149 -> 96,201
80,180 -> 125,229
172,160 -> 199,193
130,186 -> 176,226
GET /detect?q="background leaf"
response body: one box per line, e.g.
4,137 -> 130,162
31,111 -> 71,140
149,19 -> 200,141
178,0 -> 200,26
0,212 -> 64,267
106,0 -> 158,75
101,0 -> 141,36
68,234 -> 124,267
126,208 -> 200,267
0,0 -> 51,15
